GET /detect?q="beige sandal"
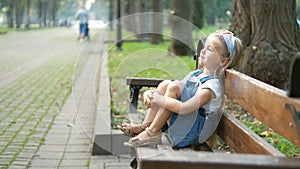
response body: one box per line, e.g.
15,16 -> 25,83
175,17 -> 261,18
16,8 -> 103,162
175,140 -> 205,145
124,127 -> 162,147
120,123 -> 146,137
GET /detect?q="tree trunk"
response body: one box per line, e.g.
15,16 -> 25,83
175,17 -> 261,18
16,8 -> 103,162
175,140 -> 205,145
15,0 -> 23,29
231,0 -> 299,89
109,0 -> 114,30
204,0 -> 216,26
51,0 -> 57,27
150,0 -> 163,44
43,0 -> 47,27
169,0 -> 194,56
38,0 -> 43,27
7,0 -> 14,28
25,0 -> 31,29
136,0 -> 148,40
123,0 -> 136,34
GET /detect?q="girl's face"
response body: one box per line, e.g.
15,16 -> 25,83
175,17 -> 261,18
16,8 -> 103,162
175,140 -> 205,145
199,35 -> 227,69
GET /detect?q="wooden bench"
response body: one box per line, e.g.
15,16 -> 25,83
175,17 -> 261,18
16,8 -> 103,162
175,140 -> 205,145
125,40 -> 300,168
126,70 -> 300,168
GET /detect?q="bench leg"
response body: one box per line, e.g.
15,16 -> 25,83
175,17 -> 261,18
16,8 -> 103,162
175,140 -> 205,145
130,158 -> 138,169
129,85 -> 142,114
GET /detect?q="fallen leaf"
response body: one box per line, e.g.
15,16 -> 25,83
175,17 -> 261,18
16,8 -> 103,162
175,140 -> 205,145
259,131 -> 273,137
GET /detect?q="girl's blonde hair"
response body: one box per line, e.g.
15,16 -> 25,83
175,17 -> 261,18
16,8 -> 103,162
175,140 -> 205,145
211,31 -> 244,70
209,31 -> 244,91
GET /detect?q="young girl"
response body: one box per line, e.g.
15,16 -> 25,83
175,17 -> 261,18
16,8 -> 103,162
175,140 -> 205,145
122,30 -> 243,147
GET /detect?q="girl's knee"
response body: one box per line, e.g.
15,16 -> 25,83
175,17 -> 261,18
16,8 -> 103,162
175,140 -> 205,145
157,80 -> 172,92
166,80 -> 182,96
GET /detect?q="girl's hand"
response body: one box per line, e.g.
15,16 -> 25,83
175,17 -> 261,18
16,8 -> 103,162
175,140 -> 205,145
143,90 -> 154,108
152,90 -> 165,106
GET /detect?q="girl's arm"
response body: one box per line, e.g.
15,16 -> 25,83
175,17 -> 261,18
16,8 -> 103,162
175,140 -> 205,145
143,80 -> 172,108
152,88 -> 215,115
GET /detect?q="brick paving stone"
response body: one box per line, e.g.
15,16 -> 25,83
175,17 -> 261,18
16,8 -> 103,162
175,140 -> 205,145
43,138 -> 68,145
105,162 -> 132,169
67,138 -> 91,145
7,165 -> 28,169
89,156 -> 115,169
17,152 -> 36,159
38,145 -> 66,153
29,159 -> 60,167
90,156 -> 133,169
34,152 -> 63,159
11,159 -> 30,166
44,133 -> 69,141
64,145 -> 90,153
26,167 -> 55,169
1,151 -> 16,157
59,159 -> 89,167
62,152 -> 91,160
22,146 -> 37,152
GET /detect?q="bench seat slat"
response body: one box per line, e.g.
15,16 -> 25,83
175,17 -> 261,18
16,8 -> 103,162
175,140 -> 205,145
225,70 -> 300,147
218,110 -> 284,156
137,148 -> 300,169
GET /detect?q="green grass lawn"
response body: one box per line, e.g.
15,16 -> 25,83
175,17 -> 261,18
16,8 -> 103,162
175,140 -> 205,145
107,26 -> 299,157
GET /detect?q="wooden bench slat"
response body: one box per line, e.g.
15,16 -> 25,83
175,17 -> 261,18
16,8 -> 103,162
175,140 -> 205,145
126,77 -> 164,87
225,70 -> 300,147
218,110 -> 284,156
137,148 -> 300,169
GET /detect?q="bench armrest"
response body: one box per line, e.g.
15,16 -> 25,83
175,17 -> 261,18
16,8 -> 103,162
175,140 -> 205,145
126,77 -> 165,114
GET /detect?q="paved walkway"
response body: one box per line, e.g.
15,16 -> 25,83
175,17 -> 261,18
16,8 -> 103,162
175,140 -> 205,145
0,26 -> 132,168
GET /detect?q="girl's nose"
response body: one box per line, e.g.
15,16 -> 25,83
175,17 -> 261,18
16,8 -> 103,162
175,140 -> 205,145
201,48 -> 206,54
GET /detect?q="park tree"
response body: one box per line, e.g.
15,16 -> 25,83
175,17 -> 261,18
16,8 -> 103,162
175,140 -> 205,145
192,0 -> 204,30
49,0 -> 60,26
150,0 -> 163,44
204,0 -> 216,25
15,0 -> 24,29
123,0 -> 137,34
231,0 -> 300,89
203,0 -> 232,26
7,0 -> 14,28
169,0 -> 194,56
25,0 -> 31,29
1,0 -> 76,28
136,0 -> 149,40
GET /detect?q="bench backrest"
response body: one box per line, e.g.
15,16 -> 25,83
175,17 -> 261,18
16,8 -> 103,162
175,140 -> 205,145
224,69 -> 300,147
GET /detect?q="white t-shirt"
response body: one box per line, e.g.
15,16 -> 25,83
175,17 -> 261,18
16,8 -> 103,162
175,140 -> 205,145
197,78 -> 224,143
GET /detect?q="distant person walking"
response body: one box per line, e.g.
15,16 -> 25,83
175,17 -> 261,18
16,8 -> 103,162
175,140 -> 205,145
75,5 -> 89,42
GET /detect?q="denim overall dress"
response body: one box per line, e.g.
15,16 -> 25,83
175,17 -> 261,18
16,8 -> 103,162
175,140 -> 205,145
168,70 -> 217,147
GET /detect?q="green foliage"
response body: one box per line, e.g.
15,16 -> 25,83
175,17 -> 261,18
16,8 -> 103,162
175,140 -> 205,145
192,0 -> 204,29
57,0 -> 80,19
203,0 -> 233,26
240,113 -> 300,157
204,0 -> 217,25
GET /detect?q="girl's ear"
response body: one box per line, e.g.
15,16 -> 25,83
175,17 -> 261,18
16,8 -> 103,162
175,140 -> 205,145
221,58 -> 229,67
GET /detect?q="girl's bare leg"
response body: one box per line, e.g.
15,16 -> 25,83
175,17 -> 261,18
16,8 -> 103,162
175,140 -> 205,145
123,80 -> 172,133
141,80 -> 172,126
134,80 -> 183,139
149,81 -> 182,132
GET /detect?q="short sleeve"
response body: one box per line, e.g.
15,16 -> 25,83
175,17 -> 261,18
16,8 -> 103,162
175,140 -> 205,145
198,79 -> 223,100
